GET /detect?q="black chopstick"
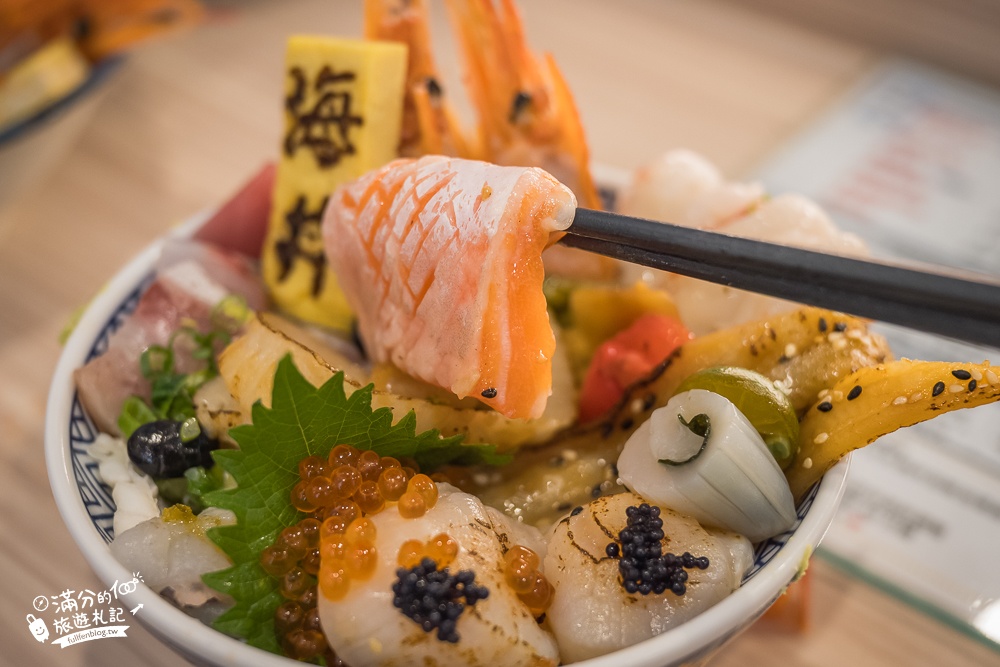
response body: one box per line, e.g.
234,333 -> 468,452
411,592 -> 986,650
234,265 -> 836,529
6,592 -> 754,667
562,207 -> 1000,347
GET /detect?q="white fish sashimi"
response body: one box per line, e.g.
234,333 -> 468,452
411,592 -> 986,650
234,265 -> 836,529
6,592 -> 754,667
110,508 -> 235,608
318,484 -> 559,667
543,492 -> 752,663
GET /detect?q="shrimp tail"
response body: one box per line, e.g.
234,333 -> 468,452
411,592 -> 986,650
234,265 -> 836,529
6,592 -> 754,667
364,0 -> 470,157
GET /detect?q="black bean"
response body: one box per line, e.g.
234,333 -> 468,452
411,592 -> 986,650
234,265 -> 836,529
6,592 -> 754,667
127,420 -> 219,478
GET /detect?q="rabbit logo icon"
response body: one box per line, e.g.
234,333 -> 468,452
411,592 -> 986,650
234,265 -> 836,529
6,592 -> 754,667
27,614 -> 49,643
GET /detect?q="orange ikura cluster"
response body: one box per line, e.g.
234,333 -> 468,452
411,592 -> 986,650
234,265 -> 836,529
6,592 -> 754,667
397,533 -> 460,569
258,443 -> 441,660
503,545 -> 554,617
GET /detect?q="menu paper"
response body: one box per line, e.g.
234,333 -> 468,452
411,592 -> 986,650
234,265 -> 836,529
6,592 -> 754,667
754,59 -> 1000,647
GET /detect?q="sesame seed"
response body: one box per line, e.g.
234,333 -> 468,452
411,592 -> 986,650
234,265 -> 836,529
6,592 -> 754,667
892,396 -> 907,405
817,401 -> 833,412
971,369 -> 983,381
631,398 -> 644,414
813,432 -> 829,444
910,392 -> 924,402
987,370 -> 999,385
828,332 -> 845,343
951,369 -> 972,380
818,317 -> 828,332
833,391 -> 844,401
818,389 -> 830,399
846,329 -> 862,340
834,339 -> 848,351
932,381 -> 945,397
949,384 -> 964,393
802,457 -> 813,469
969,380 -> 978,391
784,343 -> 798,358
847,386 -> 863,400
834,322 -> 847,332
481,388 -> 497,399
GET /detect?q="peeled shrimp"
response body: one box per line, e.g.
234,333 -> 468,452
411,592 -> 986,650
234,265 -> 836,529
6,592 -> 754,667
619,149 -> 764,231
620,150 -> 868,335
317,484 -> 559,666
543,492 -> 752,662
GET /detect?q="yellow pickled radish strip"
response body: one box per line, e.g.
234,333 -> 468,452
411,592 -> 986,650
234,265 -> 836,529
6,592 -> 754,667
261,36 -> 407,331
788,360 -> 1000,500
472,308 -> 890,526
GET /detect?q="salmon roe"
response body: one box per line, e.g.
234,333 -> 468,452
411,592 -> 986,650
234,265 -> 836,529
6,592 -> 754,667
261,444 -> 427,662
503,545 -> 554,616
396,533 -> 459,570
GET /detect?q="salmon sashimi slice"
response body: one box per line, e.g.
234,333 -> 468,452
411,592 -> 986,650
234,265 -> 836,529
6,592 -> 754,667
323,155 -> 576,420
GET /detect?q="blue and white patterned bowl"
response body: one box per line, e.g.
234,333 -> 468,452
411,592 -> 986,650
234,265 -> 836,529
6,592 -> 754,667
45,225 -> 850,667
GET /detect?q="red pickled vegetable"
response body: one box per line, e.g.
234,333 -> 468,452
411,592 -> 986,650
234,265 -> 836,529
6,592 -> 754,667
578,313 -> 692,423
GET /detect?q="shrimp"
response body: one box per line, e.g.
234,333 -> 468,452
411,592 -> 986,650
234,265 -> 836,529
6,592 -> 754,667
543,492 -> 752,662
364,0 -> 471,158
444,0 -> 600,210
620,150 -> 868,335
619,149 -> 764,230
317,484 -> 559,666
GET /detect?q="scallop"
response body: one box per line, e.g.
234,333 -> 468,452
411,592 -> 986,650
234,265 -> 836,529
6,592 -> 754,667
318,484 -> 559,667
543,492 -> 752,662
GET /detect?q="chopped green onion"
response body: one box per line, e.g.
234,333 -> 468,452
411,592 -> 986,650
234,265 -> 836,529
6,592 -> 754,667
117,396 -> 159,439
141,345 -> 174,378
212,294 -> 251,330
180,417 -> 201,442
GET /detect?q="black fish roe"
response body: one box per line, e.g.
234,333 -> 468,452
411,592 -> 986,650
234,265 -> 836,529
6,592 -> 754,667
606,504 -> 709,596
481,387 -> 498,399
392,558 -> 489,643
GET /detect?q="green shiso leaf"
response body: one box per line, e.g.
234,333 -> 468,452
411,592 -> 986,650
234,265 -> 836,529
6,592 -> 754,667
201,354 -> 509,654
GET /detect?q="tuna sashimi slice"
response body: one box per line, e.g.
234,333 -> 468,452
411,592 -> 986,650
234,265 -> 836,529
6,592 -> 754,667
324,156 -> 576,420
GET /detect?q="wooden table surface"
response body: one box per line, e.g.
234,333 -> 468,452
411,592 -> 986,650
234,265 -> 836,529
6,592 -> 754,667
2,1 -> 999,665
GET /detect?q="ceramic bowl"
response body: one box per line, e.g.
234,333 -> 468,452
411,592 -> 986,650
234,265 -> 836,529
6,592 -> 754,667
45,223 -> 850,667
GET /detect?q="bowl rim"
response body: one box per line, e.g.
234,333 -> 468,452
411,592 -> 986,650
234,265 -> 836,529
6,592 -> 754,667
45,222 -> 850,667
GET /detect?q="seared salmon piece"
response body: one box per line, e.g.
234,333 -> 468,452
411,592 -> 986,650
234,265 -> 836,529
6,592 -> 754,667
323,155 -> 576,419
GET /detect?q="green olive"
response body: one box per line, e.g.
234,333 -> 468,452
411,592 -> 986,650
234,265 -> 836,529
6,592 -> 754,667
674,366 -> 799,469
